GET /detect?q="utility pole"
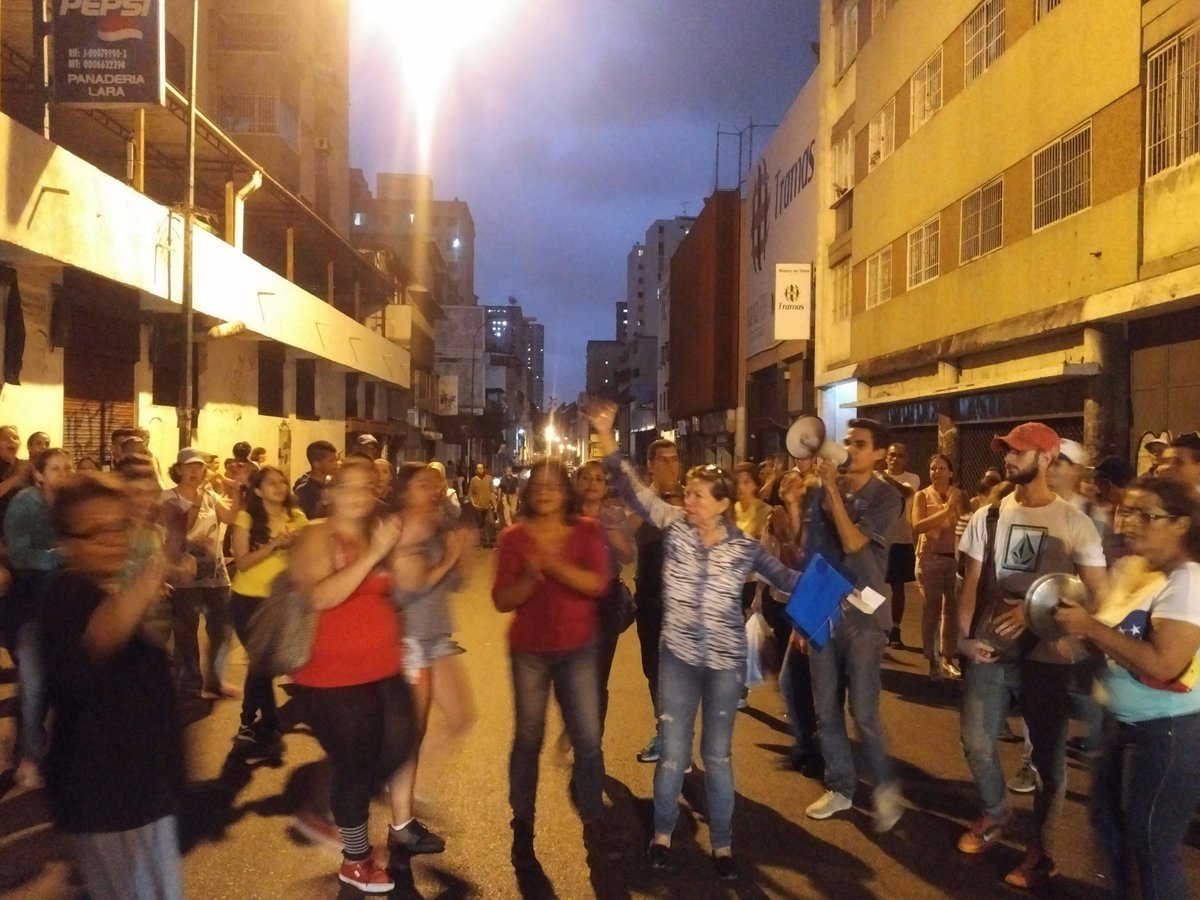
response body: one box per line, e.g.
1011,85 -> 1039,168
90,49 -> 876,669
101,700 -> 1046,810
179,0 -> 199,450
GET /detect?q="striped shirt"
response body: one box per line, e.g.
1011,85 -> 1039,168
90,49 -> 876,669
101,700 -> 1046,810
608,457 -> 799,670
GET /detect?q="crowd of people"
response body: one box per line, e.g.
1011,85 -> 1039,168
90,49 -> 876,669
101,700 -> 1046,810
1,416 -> 1200,898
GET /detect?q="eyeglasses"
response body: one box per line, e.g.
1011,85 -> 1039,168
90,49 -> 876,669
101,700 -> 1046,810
1115,507 -> 1178,525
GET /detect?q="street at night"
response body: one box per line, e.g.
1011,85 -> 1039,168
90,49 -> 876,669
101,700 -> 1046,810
4,546 -> 1197,899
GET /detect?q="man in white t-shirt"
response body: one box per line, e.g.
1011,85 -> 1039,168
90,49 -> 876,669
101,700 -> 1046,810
882,443 -> 920,648
954,422 -> 1107,890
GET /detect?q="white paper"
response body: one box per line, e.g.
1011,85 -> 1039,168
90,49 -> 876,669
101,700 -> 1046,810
847,586 -> 886,614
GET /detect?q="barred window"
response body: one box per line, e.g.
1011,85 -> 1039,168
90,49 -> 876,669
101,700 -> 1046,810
911,49 -> 943,134
965,0 -> 1005,85
1146,26 -> 1200,178
217,94 -> 299,149
1035,0 -> 1063,21
866,247 -> 892,308
1033,123 -> 1091,230
961,178 -> 1004,262
831,131 -> 854,197
214,12 -> 289,52
834,1 -> 859,78
831,260 -> 851,322
868,99 -> 896,171
908,217 -> 940,288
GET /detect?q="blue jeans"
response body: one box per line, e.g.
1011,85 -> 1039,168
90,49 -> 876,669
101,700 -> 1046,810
654,646 -> 744,850
509,642 -> 604,825
15,619 -> 47,764
808,619 -> 892,797
1091,712 -> 1200,899
72,814 -> 183,900
779,641 -> 820,758
961,659 -> 1069,852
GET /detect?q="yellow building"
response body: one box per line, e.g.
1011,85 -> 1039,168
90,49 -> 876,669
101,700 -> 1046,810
816,0 -> 1200,483
0,1 -> 412,475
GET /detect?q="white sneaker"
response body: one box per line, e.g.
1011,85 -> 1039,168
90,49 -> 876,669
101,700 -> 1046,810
805,790 -> 852,820
872,781 -> 904,833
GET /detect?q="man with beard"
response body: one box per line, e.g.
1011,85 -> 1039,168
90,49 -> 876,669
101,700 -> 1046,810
955,422 -> 1107,890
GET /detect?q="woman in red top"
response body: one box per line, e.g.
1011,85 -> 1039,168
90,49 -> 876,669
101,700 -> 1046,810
288,458 -> 415,895
493,457 -> 614,869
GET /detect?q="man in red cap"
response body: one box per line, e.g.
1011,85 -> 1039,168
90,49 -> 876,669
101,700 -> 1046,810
954,421 -> 1108,890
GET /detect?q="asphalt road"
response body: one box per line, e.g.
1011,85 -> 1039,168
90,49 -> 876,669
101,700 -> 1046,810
2,547 -> 1198,899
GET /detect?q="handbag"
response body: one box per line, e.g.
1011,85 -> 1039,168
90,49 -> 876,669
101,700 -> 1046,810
245,570 -> 317,677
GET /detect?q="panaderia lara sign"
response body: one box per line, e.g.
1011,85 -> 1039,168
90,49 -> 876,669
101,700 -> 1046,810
53,0 -> 165,108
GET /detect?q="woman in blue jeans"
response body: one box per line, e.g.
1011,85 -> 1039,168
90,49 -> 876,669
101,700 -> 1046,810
492,457 -> 614,869
1056,477 -> 1200,900
586,403 -> 800,881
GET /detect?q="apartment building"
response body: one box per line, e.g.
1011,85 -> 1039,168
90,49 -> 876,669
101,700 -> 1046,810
815,0 -> 1200,487
0,0 -> 406,474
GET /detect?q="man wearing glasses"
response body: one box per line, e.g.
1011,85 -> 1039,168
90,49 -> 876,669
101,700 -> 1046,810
955,421 -> 1107,890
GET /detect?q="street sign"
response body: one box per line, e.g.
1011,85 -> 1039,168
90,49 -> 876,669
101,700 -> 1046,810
53,0 -> 166,108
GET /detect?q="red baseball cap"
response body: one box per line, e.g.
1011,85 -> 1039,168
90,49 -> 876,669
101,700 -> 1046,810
990,422 -> 1060,456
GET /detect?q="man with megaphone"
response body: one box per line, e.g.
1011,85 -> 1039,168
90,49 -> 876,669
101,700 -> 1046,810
799,417 -> 906,833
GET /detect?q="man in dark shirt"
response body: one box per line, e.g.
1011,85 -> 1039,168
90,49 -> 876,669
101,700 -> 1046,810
293,440 -> 338,520
632,438 -> 682,763
0,424 -> 30,536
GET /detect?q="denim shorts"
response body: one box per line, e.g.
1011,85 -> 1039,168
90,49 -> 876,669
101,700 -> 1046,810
403,635 -> 464,679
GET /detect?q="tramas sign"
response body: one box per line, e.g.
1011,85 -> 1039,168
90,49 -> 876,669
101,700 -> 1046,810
53,0 -> 165,107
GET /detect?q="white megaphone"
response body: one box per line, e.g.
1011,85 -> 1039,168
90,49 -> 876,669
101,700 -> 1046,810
785,415 -> 849,468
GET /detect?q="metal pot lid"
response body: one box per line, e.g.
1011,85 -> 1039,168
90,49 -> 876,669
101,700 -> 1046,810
1024,572 -> 1088,642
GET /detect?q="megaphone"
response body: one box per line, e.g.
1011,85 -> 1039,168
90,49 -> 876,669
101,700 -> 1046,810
785,415 -> 849,468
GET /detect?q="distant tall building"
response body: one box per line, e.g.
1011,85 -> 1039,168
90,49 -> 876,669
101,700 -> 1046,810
615,302 -> 629,342
353,173 -> 476,304
524,320 -> 546,413
586,341 -> 623,401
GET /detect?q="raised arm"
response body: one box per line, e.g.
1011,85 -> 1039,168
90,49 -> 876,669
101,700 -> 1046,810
583,399 -> 682,530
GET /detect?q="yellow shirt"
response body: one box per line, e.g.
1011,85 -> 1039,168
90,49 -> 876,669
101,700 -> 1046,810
229,508 -> 308,597
735,498 -> 771,541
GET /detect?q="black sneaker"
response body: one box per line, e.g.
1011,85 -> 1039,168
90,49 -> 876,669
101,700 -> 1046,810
388,819 -> 445,855
645,842 -> 671,870
712,853 -> 738,881
233,724 -> 282,759
888,627 -> 903,649
511,818 -> 537,870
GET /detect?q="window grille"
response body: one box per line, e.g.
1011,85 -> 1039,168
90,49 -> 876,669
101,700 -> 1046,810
965,0 -> 1005,85
868,99 -> 895,171
214,12 -> 288,52
217,95 -> 299,150
831,131 -> 854,196
834,2 -> 859,77
871,0 -> 887,34
831,260 -> 851,321
1033,123 -> 1091,230
911,49 -> 943,134
908,217 -> 940,288
1035,0 -> 1063,21
1147,26 -> 1200,177
866,248 -> 892,309
960,178 -> 1004,262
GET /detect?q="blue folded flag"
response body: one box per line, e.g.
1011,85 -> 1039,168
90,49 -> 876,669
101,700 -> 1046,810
786,552 -> 854,650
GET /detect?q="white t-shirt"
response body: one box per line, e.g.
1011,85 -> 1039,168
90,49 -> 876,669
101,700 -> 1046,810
886,471 -> 921,545
959,492 -> 1105,663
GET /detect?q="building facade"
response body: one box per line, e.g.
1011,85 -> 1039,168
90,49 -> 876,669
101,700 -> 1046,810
813,0 -> 1200,488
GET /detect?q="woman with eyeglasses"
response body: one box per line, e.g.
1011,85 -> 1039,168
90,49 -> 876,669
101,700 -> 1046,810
492,456 -> 615,869
1055,477 -> 1200,899
286,457 -> 416,894
584,402 -> 801,882
40,473 -> 184,900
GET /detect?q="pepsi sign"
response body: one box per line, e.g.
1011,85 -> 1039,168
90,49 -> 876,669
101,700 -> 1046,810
53,0 -> 164,107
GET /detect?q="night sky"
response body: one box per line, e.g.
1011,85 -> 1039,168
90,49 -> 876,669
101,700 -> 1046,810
349,1 -> 819,405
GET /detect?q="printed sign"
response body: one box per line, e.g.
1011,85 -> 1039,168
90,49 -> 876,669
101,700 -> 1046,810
774,263 -> 812,341
53,0 -> 165,107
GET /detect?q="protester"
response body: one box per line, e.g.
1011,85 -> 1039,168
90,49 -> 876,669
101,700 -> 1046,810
882,443 -> 920,648
427,461 -> 462,523
587,403 -> 801,881
499,466 -> 520,529
1055,477 -> 1200,900
287,457 -> 415,893
373,458 -> 395,508
0,425 -> 32,533
388,462 -> 476,857
356,434 -> 382,461
911,454 -> 966,680
293,440 -> 339,520
228,466 -> 307,757
573,459 -> 636,730
468,463 -> 497,548
26,431 -> 50,459
492,457 -> 614,869
41,473 -> 185,900
1159,433 -> 1200,494
956,422 -> 1107,889
160,448 -> 239,700
4,448 -> 73,788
